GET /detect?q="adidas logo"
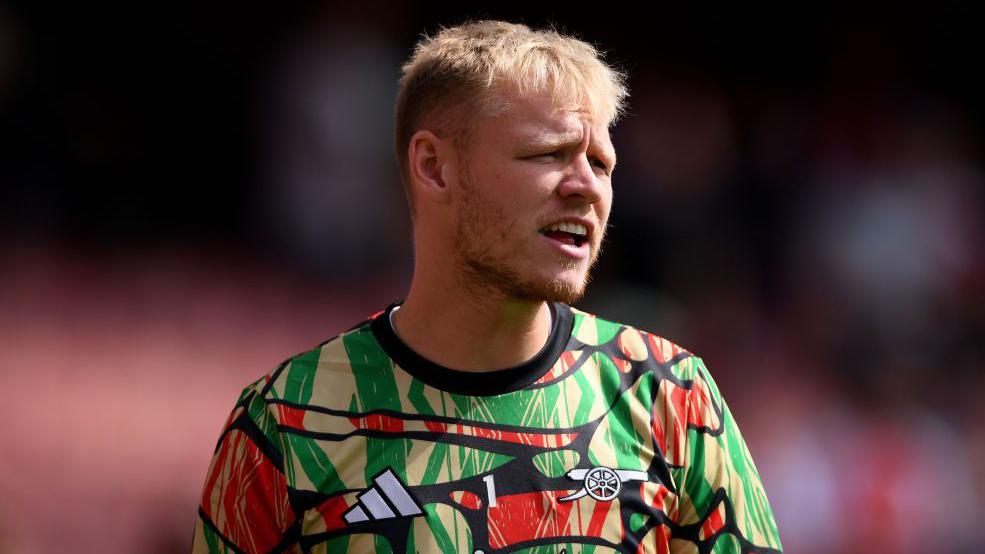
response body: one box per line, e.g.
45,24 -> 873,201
343,468 -> 423,524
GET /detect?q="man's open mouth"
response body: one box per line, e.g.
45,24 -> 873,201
539,222 -> 589,248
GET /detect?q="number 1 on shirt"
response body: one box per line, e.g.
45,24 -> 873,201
482,474 -> 498,507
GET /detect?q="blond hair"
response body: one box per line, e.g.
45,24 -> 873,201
394,20 -> 629,218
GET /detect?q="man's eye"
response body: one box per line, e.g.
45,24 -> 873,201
590,157 -> 610,174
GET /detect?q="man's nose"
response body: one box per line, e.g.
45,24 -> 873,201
557,152 -> 604,203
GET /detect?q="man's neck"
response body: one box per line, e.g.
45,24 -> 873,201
390,289 -> 554,372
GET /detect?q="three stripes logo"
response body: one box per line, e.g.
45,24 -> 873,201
342,468 -> 424,525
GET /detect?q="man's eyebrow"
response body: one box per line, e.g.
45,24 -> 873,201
519,132 -> 582,149
521,133 -> 617,162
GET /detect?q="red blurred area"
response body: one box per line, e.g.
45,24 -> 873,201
0,246 -> 403,552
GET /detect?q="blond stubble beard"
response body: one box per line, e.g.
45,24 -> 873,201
451,166 -> 604,305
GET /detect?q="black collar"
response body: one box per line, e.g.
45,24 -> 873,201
370,300 -> 574,396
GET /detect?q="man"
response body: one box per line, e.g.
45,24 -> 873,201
192,20 -> 782,554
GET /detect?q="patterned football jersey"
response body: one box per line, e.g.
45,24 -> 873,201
192,300 -> 782,553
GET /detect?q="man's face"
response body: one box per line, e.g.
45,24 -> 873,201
451,91 -> 616,304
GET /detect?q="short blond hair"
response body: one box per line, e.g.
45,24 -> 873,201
394,20 -> 629,218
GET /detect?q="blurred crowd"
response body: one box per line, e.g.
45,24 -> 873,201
1,3 -> 982,553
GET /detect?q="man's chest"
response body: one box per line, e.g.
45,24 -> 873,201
282,381 -> 682,553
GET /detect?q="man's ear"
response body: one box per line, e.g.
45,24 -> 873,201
408,129 -> 454,206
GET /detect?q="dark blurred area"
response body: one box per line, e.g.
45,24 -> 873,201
1,2 -> 982,552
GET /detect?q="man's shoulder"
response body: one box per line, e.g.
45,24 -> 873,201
243,311 -> 385,407
567,304 -> 696,369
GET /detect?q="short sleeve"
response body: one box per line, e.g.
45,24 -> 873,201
673,356 -> 783,553
191,378 -> 300,554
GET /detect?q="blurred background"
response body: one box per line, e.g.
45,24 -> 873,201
1,2 -> 982,552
